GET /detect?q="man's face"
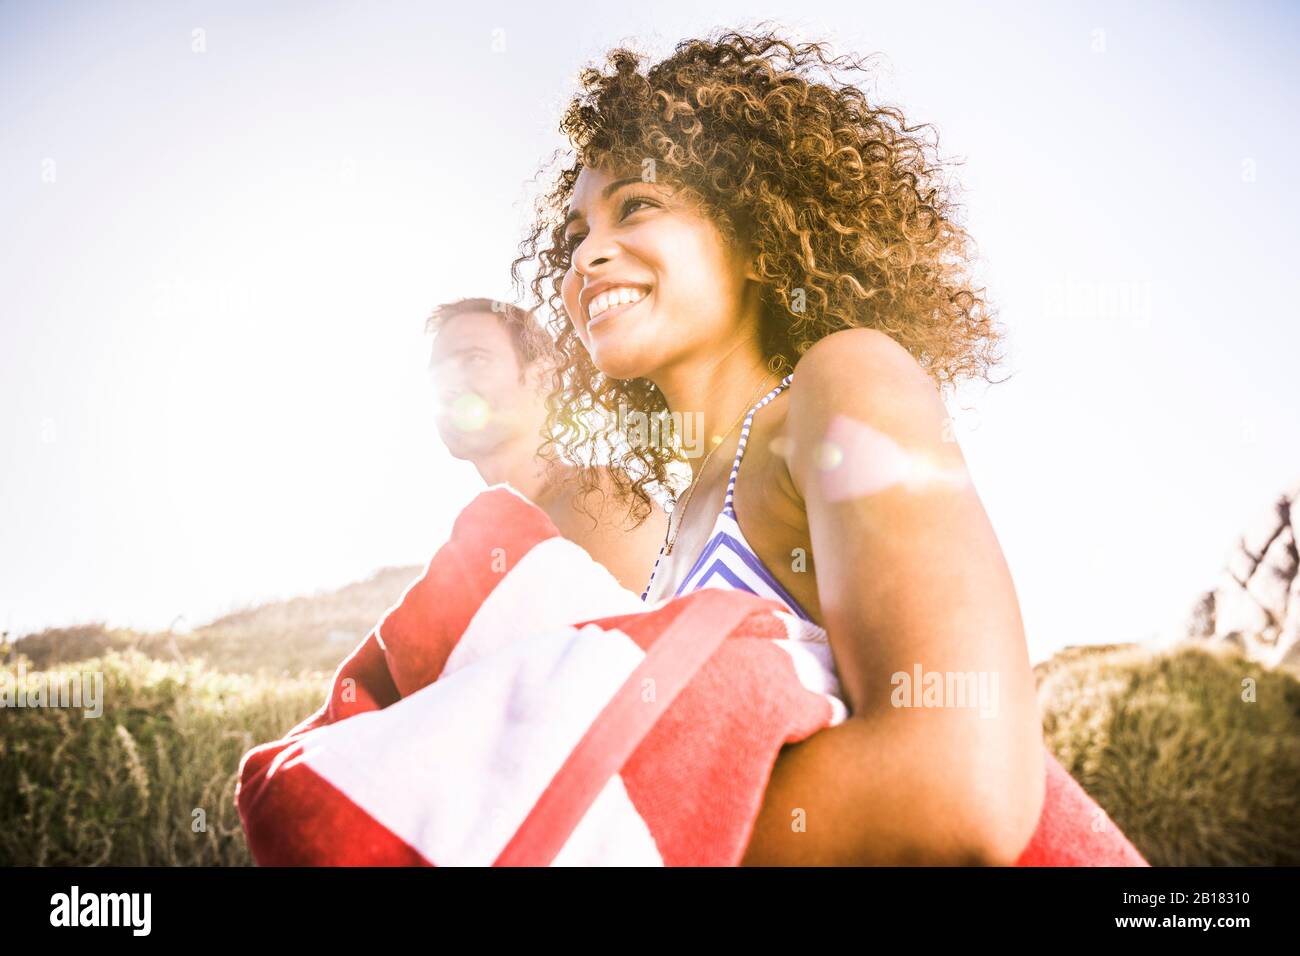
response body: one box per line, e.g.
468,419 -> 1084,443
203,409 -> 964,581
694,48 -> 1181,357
429,311 -> 542,461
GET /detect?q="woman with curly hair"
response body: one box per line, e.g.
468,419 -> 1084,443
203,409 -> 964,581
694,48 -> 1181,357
511,26 -> 1045,865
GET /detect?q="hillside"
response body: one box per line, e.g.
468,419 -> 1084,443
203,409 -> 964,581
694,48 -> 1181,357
4,564 -> 424,675
5,482 -> 1299,866
3,638 -> 1296,866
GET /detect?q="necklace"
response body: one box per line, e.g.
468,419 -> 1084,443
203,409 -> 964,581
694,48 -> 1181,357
662,369 -> 776,555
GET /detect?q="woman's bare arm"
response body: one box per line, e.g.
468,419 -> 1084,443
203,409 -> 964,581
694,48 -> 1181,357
740,328 -> 1044,865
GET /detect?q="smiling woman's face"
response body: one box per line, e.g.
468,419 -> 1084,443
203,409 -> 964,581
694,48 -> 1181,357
560,165 -> 758,383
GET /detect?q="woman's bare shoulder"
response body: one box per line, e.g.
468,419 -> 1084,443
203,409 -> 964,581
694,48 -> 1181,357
786,329 -> 951,495
794,328 -> 933,398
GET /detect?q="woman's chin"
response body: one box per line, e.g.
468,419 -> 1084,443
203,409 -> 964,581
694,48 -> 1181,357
587,341 -> 652,383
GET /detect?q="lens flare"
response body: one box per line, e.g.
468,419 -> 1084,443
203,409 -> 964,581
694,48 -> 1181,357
444,393 -> 491,432
819,413 -> 969,502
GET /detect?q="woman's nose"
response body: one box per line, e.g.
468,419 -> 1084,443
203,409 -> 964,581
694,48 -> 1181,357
572,228 -> 617,273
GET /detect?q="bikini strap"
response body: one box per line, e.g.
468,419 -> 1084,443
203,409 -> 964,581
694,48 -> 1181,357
641,370 -> 794,602
722,372 -> 794,517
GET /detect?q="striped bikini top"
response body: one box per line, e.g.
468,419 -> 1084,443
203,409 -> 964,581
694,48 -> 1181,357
639,372 -> 816,623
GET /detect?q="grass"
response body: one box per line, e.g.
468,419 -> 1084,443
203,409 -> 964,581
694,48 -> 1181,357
1036,640 -> 1300,866
0,650 -> 327,866
1,637 -> 1296,865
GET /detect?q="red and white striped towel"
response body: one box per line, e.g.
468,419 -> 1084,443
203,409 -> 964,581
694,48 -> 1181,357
236,484 -> 1148,866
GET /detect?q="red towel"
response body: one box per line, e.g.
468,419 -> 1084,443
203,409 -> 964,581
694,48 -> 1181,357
235,485 -> 1147,866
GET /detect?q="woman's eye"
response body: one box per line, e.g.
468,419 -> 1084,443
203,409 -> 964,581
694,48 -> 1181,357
563,197 -> 656,253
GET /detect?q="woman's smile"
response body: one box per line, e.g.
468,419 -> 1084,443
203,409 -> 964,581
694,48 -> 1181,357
589,288 -> 651,331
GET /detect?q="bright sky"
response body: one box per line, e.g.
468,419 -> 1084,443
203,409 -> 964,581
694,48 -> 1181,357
2,0 -> 1297,665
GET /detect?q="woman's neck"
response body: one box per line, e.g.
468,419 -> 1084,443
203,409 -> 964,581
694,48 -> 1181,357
651,346 -> 777,483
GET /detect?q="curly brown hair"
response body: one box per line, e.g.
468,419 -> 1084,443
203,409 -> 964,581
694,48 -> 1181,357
510,24 -> 1005,529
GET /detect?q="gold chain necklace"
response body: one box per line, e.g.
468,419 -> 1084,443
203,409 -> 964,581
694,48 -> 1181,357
663,370 -> 776,555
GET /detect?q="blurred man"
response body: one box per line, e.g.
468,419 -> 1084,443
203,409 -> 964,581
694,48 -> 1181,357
427,297 -> 666,594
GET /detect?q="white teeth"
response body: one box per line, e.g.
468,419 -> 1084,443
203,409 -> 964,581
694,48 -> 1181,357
589,286 -> 646,320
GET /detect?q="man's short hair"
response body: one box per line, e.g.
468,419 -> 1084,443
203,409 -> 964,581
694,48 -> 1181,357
425,297 -> 558,374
